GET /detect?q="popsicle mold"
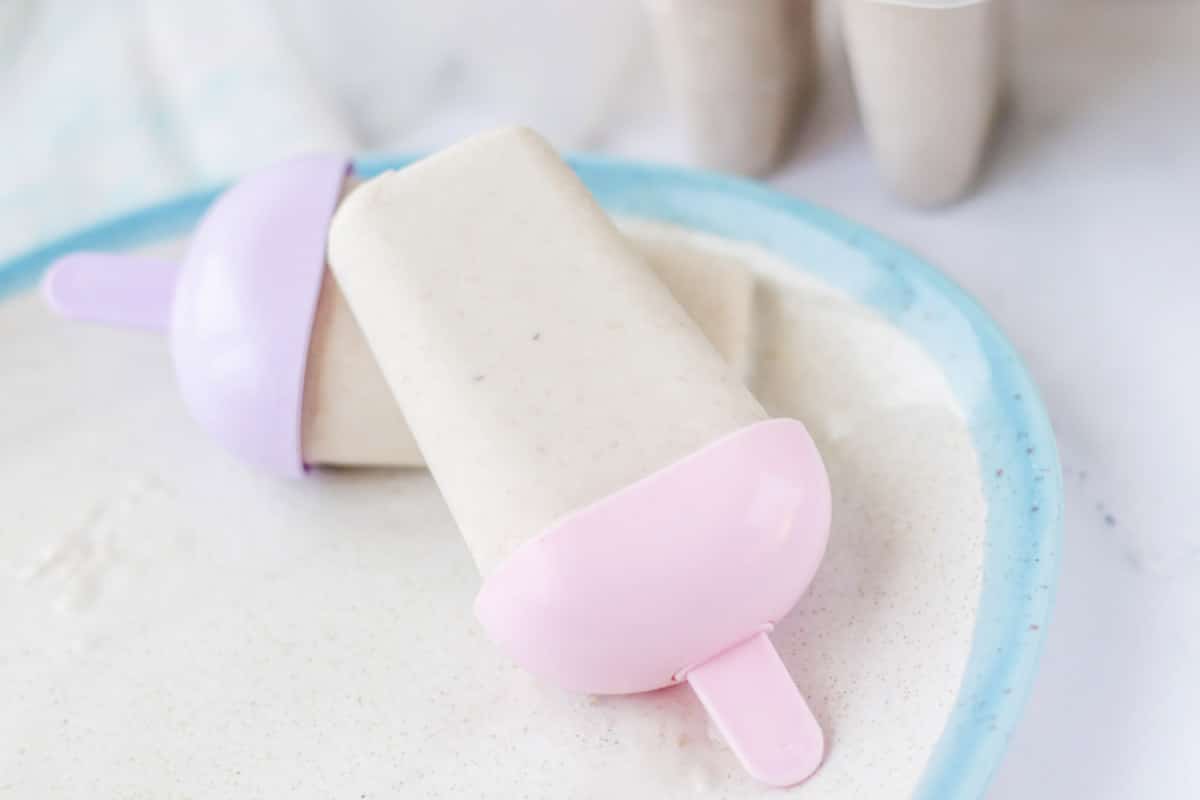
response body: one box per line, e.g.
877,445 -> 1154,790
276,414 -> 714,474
842,0 -> 1002,205
645,0 -> 816,176
43,154 -> 352,476
475,417 -> 831,785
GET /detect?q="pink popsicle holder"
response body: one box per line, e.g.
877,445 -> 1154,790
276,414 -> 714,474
479,417 -> 832,786
41,154 -> 834,787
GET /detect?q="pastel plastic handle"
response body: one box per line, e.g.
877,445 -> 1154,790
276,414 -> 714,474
686,630 -> 824,786
39,154 -> 348,478
476,418 -> 832,787
43,252 -> 178,331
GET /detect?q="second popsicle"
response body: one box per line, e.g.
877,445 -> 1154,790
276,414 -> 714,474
43,156 -> 756,475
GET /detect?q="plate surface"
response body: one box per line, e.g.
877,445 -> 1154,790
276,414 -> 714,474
0,156 -> 1060,798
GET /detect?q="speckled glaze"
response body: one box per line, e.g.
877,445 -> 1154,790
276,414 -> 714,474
0,155 -> 1061,799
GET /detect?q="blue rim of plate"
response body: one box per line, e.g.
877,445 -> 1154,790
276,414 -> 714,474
0,154 -> 1061,798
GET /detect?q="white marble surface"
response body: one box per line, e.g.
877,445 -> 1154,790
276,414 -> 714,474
2,1 -> 1197,797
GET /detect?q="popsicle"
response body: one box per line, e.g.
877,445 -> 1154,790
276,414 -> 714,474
327,127 -> 832,786
644,0 -> 816,176
842,0 -> 1004,205
41,156 -> 755,475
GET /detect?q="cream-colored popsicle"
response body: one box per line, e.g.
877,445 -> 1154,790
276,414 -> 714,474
300,271 -> 419,467
327,127 -> 767,575
645,0 -> 816,176
843,0 -> 1004,205
300,224 -> 757,468
617,216 -> 758,385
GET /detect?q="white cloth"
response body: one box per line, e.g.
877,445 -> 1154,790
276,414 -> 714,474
0,0 -> 660,260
